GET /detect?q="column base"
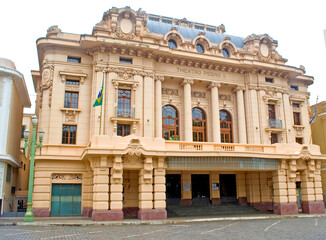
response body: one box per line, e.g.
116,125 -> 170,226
92,210 -> 124,221
238,197 -> 248,206
211,198 -> 221,205
274,202 -> 298,215
253,202 -> 273,211
33,209 -> 50,217
302,201 -> 325,214
82,208 -> 93,217
138,209 -> 167,220
180,199 -> 192,206
123,207 -> 139,218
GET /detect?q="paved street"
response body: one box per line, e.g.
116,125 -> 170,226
1,217 -> 326,240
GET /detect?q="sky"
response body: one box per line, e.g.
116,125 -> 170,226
1,0 -> 325,113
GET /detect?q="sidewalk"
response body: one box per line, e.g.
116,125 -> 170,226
1,213 -> 325,227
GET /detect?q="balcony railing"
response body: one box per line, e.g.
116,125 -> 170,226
268,119 -> 283,128
165,141 -> 277,154
115,107 -> 135,118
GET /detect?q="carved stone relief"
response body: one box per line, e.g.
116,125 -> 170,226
191,91 -> 206,98
39,61 -> 54,108
162,88 -> 179,96
52,174 -> 83,180
219,94 -> 231,101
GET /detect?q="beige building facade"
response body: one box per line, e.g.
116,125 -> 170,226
0,58 -> 31,216
311,102 -> 326,205
31,7 -> 325,220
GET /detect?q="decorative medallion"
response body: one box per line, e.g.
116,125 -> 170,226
127,139 -> 142,156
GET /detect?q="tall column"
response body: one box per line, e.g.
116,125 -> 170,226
181,79 -> 194,142
138,156 -> 154,220
155,76 -> 164,138
235,86 -> 247,144
152,157 -> 167,219
209,82 -> 221,143
282,92 -> 293,143
109,155 -> 124,220
143,75 -> 155,138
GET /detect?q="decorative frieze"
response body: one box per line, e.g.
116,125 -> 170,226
52,174 -> 83,180
219,94 -> 231,101
191,91 -> 206,98
162,88 -> 179,96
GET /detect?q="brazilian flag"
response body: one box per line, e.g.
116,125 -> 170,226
93,81 -> 103,107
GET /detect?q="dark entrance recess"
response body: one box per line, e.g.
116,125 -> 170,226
220,174 -> 237,203
191,174 -> 210,205
166,174 -> 181,205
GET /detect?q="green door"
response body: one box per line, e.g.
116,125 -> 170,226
51,184 -> 81,216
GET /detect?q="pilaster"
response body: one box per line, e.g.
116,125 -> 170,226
180,172 -> 192,205
138,156 -> 155,219
155,76 -> 164,138
143,75 -> 155,138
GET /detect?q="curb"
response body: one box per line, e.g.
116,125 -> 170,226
1,214 -> 325,227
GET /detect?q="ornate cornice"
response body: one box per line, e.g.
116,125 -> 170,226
248,85 -> 288,94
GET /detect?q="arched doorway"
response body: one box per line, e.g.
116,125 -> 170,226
220,110 -> 233,143
162,105 -> 179,140
192,107 -> 207,142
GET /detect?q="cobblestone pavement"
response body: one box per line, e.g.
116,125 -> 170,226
0,217 -> 326,240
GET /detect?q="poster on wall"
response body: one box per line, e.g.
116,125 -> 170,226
212,183 -> 219,191
183,183 -> 190,191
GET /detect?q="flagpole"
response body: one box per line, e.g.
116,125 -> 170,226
99,70 -> 105,135
309,95 -> 319,145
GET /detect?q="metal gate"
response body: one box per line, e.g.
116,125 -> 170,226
51,184 -> 81,216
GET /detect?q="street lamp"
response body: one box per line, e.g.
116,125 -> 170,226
24,115 -> 44,222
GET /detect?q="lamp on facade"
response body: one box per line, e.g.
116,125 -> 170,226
23,115 -> 44,222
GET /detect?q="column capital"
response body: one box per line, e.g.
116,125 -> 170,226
248,84 -> 259,91
180,78 -> 194,86
154,75 -> 165,82
207,82 -> 221,90
233,85 -> 246,92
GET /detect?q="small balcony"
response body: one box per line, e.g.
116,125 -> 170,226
115,107 -> 135,118
268,119 -> 283,128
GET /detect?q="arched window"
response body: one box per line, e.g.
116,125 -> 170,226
220,110 -> 233,143
168,39 -> 177,49
192,107 -> 207,142
162,105 -> 179,140
222,48 -> 229,57
196,44 -> 204,53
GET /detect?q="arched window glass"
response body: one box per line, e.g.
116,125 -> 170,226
222,48 -> 229,57
196,44 -> 204,53
168,39 -> 177,49
192,108 -> 207,142
220,110 -> 233,143
162,105 -> 179,140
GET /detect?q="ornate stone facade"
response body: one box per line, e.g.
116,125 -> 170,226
31,7 -> 324,221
